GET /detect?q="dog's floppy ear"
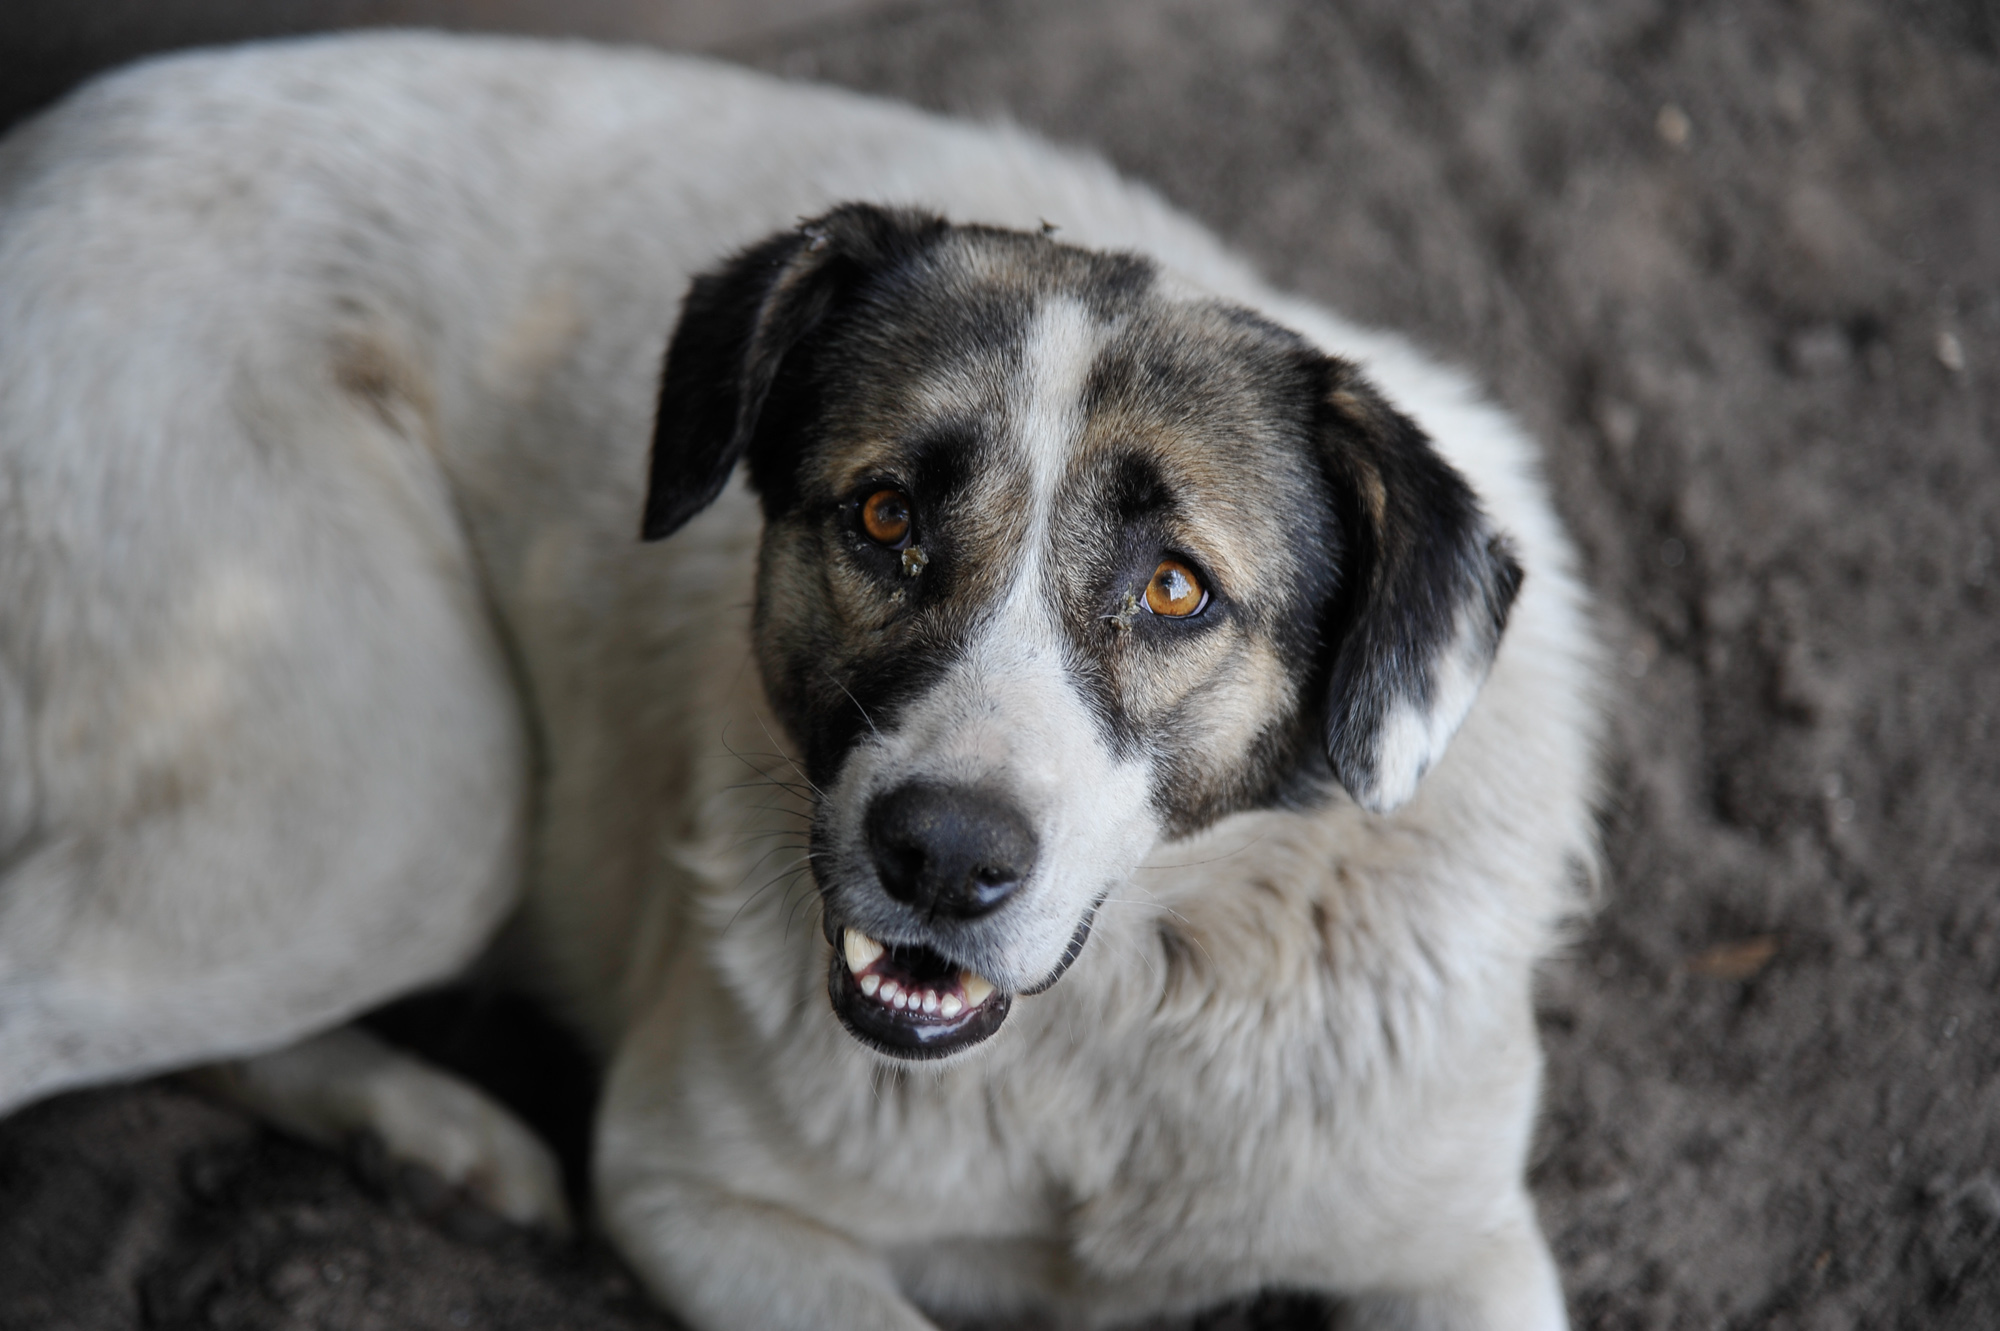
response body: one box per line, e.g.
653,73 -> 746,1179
641,204 -> 949,540
1314,359 -> 1523,814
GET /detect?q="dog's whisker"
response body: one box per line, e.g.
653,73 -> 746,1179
823,671 -> 881,739
1131,831 -> 1271,871
778,868 -> 828,940
723,833 -> 810,852
715,782 -> 819,815
718,773 -> 819,800
719,775 -> 813,794
781,880 -> 819,939
730,804 -> 814,822
749,711 -> 827,800
721,729 -> 826,804
719,758 -> 815,779
735,841 -> 817,881
738,850 -> 814,885
722,861 -> 816,935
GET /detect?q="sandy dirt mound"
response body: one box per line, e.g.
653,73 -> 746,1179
3,1 -> 1996,1328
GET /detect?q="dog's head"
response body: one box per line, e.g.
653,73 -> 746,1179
642,205 -> 1520,1061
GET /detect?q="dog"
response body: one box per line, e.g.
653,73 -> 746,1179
0,31 -> 1601,1330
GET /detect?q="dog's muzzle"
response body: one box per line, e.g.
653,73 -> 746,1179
824,782 -> 1035,1059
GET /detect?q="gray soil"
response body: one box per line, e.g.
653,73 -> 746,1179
2,1 -> 1997,1328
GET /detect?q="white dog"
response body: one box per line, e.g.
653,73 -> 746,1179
0,32 -> 1600,1330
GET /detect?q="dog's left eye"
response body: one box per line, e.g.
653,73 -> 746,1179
859,489 -> 913,548
1145,558 -> 1208,618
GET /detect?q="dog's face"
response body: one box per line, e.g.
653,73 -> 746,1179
644,207 -> 1520,1061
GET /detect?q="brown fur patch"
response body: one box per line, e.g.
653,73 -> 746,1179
332,330 -> 433,442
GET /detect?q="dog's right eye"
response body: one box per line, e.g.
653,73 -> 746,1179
860,489 -> 913,548
1145,558 -> 1208,618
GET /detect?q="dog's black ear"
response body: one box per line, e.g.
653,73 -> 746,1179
1313,359 -> 1523,814
641,204 -> 949,540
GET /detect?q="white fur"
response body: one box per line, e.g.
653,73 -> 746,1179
1362,602 -> 1504,813
817,294 -> 1155,991
0,34 -> 1601,1331
1014,296 -> 1101,508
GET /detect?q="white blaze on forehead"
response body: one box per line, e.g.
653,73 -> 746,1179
824,294 -> 1160,988
983,294 -> 1107,805
1012,295 -> 1101,552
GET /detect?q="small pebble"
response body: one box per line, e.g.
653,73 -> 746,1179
1656,103 -> 1692,148
1936,329 -> 1966,373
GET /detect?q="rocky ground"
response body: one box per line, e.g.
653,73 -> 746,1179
2,1 -> 1997,1328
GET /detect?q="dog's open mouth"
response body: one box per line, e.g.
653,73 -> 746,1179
827,927 -> 1011,1059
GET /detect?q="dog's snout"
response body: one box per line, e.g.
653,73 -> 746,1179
864,782 -> 1038,919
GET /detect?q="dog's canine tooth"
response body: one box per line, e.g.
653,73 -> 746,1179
859,974 -> 881,998
960,971 -> 994,1007
843,928 -> 884,975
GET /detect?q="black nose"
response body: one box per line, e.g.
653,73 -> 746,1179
864,782 -> 1038,919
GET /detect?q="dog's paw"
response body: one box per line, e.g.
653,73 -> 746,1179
357,1057 -> 574,1236
192,1026 -> 573,1236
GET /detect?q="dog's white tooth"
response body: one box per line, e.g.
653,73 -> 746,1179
859,974 -> 880,997
960,971 -> 994,1007
894,991 -> 911,1010
843,928 -> 884,975
880,980 -> 901,1004
939,994 -> 963,1019
921,990 -> 939,1014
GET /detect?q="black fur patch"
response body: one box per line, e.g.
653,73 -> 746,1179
642,205 -> 952,540
1310,362 -> 1524,809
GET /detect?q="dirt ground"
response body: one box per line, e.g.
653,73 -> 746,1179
2,1 -> 1997,1328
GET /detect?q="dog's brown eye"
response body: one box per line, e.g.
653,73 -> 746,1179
1145,558 -> 1207,618
860,489 -> 912,548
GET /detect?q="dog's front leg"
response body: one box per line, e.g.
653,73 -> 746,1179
598,1172 -> 939,1331
1331,1200 -> 1568,1331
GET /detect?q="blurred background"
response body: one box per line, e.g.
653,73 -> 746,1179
2,2 -> 1997,1329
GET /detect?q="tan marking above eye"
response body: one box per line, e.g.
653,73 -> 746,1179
1145,558 -> 1208,618
860,489 -> 912,547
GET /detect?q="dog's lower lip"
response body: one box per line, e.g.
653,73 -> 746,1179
828,927 -> 1010,1059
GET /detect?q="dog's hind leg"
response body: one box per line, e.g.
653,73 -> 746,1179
0,350 -> 528,1118
0,625 -> 526,1121
190,1025 -> 570,1233
0,571 -> 526,1118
